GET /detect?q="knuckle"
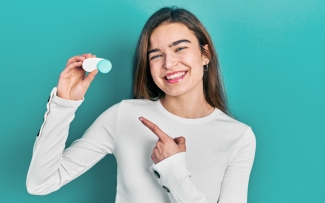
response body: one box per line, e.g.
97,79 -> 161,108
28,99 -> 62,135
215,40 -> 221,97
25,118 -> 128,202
153,147 -> 160,154
151,125 -> 157,131
68,56 -> 76,62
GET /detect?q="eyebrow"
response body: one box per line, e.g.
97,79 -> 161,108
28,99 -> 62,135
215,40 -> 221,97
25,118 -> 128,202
147,39 -> 191,55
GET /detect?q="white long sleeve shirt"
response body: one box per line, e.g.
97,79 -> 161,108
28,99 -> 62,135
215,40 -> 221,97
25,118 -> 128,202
26,87 -> 256,203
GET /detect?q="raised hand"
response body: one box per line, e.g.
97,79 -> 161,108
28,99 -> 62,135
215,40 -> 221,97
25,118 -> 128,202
57,53 -> 98,100
139,117 -> 186,164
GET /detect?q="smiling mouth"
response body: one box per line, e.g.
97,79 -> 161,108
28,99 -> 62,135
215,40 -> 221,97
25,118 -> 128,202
163,71 -> 188,84
164,71 -> 187,80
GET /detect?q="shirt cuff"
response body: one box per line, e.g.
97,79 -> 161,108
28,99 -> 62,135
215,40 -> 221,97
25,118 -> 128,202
36,87 -> 84,138
149,152 -> 191,197
50,87 -> 84,108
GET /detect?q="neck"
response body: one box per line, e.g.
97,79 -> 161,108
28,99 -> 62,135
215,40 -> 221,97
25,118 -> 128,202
160,92 -> 214,119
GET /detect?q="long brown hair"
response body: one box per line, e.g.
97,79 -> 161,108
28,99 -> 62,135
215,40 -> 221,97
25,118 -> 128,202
132,7 -> 232,117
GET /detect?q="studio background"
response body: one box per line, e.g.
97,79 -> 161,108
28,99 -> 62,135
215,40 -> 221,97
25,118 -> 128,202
0,0 -> 324,202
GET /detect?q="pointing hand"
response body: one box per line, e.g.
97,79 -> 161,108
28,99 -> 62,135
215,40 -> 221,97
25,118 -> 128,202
139,117 -> 186,164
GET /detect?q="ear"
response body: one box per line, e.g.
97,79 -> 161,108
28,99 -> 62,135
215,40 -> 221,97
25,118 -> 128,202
201,44 -> 210,65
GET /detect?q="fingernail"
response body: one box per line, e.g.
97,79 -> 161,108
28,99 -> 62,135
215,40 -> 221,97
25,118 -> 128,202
139,117 -> 143,121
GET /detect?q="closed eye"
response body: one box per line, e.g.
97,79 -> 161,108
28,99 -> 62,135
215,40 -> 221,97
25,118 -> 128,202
150,54 -> 163,60
176,47 -> 187,52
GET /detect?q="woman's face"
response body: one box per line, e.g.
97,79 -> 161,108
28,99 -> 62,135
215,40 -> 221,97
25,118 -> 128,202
148,23 -> 209,98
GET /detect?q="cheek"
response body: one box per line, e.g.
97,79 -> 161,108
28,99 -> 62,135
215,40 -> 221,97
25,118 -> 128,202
149,60 -> 161,72
181,55 -> 203,76
149,66 -> 162,83
178,54 -> 189,63
180,50 -> 203,67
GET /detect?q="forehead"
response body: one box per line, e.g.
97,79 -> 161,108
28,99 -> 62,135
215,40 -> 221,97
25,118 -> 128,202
149,23 -> 198,48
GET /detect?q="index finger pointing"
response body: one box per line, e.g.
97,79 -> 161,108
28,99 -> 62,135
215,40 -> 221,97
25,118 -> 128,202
139,117 -> 170,141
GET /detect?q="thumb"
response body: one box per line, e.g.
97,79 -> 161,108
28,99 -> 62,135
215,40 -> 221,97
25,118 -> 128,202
174,136 -> 186,145
174,136 -> 186,152
83,69 -> 98,88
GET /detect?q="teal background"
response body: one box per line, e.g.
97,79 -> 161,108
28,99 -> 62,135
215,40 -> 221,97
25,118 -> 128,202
0,0 -> 324,202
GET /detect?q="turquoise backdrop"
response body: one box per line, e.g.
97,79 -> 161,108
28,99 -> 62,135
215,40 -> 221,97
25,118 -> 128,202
0,0 -> 324,202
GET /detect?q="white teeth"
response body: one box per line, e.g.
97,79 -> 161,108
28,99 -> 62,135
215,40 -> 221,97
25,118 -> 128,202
166,72 -> 185,80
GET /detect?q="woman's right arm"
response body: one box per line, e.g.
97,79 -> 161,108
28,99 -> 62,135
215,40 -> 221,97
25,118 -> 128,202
26,54 -> 118,195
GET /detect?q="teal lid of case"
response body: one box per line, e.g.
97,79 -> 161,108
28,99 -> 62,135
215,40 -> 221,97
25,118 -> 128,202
97,59 -> 112,74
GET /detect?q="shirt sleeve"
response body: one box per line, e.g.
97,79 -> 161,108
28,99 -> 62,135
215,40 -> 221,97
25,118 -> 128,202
149,127 -> 256,203
218,127 -> 256,203
26,87 -> 119,195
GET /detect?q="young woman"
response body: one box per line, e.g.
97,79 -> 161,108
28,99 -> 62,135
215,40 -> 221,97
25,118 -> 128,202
27,7 -> 256,203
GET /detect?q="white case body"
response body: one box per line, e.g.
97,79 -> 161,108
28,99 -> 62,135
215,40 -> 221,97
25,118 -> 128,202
82,58 -> 105,72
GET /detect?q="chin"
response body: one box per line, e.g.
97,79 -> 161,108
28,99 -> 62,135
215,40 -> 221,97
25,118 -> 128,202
163,88 -> 189,98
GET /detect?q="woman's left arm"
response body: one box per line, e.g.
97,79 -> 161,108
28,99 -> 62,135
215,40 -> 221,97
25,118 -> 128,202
218,127 -> 256,203
140,117 -> 256,203
140,116 -> 211,202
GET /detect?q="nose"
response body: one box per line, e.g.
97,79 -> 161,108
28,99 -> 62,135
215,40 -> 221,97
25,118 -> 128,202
163,53 -> 178,69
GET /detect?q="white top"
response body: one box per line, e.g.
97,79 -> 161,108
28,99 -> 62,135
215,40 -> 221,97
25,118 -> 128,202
26,87 -> 256,203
